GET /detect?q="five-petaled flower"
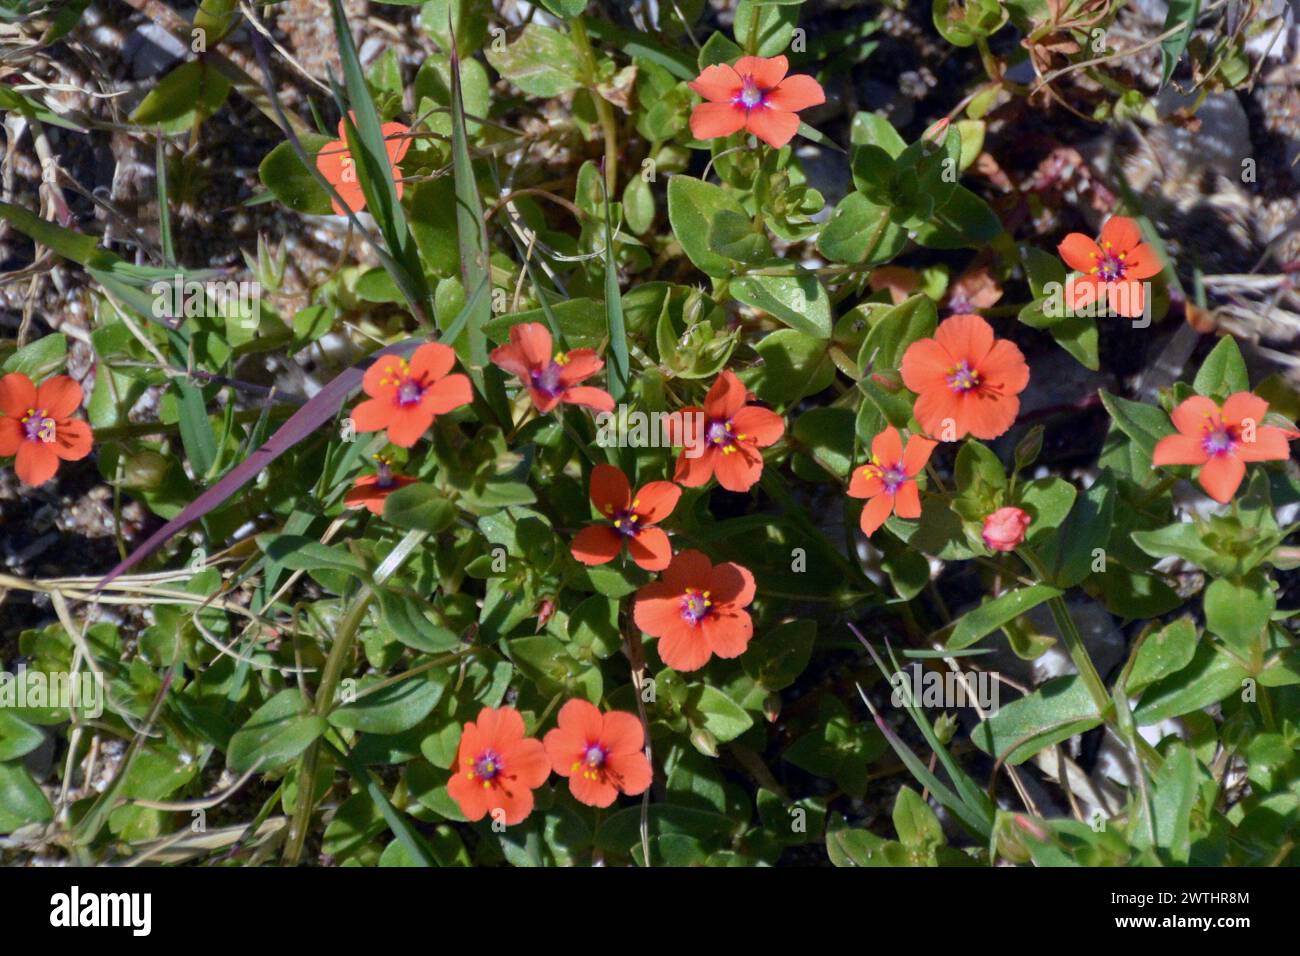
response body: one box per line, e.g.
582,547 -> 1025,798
351,342 -> 472,448
543,699 -> 652,808
673,370 -> 784,493
343,454 -> 417,515
448,706 -> 550,826
688,55 -> 825,149
315,115 -> 412,216
571,464 -> 681,572
1151,392 -> 1296,503
490,322 -> 614,414
633,549 -> 755,672
900,313 -> 1029,442
1057,215 -> 1162,319
0,373 -> 93,486
848,426 -> 937,536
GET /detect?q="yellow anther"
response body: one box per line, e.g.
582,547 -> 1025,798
554,351 -> 569,365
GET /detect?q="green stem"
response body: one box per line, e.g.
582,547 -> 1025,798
571,16 -> 618,197
1044,594 -> 1112,721
283,583 -> 375,866
1018,549 -> 1111,722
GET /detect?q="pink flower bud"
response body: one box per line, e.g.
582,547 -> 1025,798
982,506 -> 1031,552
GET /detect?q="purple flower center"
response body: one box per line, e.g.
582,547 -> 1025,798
21,408 -> 55,443
397,379 -> 425,406
611,508 -> 640,538
946,362 -> 980,394
706,419 -> 734,448
583,743 -> 607,768
1095,253 -> 1126,282
880,463 -> 908,494
374,459 -> 395,489
473,750 -> 503,782
681,587 -> 712,626
736,76 -> 766,110
1202,425 -> 1237,457
530,362 -> 565,399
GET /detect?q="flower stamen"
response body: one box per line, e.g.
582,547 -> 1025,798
946,362 -> 981,394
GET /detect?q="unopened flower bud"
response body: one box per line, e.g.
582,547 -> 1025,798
982,506 -> 1031,552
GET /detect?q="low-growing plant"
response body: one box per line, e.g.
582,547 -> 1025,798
0,0 -> 1297,868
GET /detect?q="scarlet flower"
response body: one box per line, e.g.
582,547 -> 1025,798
1057,215 -> 1162,319
0,373 -> 93,486
448,706 -> 550,826
1151,392 -> 1297,503
900,313 -> 1029,441
571,464 -> 681,572
633,549 -> 755,672
315,115 -> 412,216
489,322 -> 614,414
350,342 -> 472,448
343,455 -> 416,515
982,506 -> 1031,552
674,370 -> 784,493
847,426 -> 937,536
688,55 -> 825,149
543,699 -> 652,808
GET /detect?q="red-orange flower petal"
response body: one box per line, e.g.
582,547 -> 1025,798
704,370 -> 749,420
35,375 -> 82,419
735,55 -> 788,89
627,526 -> 673,571
54,418 -> 93,461
589,463 -> 632,515
766,74 -> 826,113
0,372 -> 36,417
859,493 -> 894,536
560,386 -> 615,413
691,102 -> 747,140
1152,433 -> 1208,467
746,108 -> 801,149
1198,452 -> 1245,503
571,524 -> 623,566
633,480 -> 680,523
1099,215 -> 1142,253
1057,233 -> 1101,273
15,441 -> 59,486
688,63 -> 743,103
0,417 -> 21,457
